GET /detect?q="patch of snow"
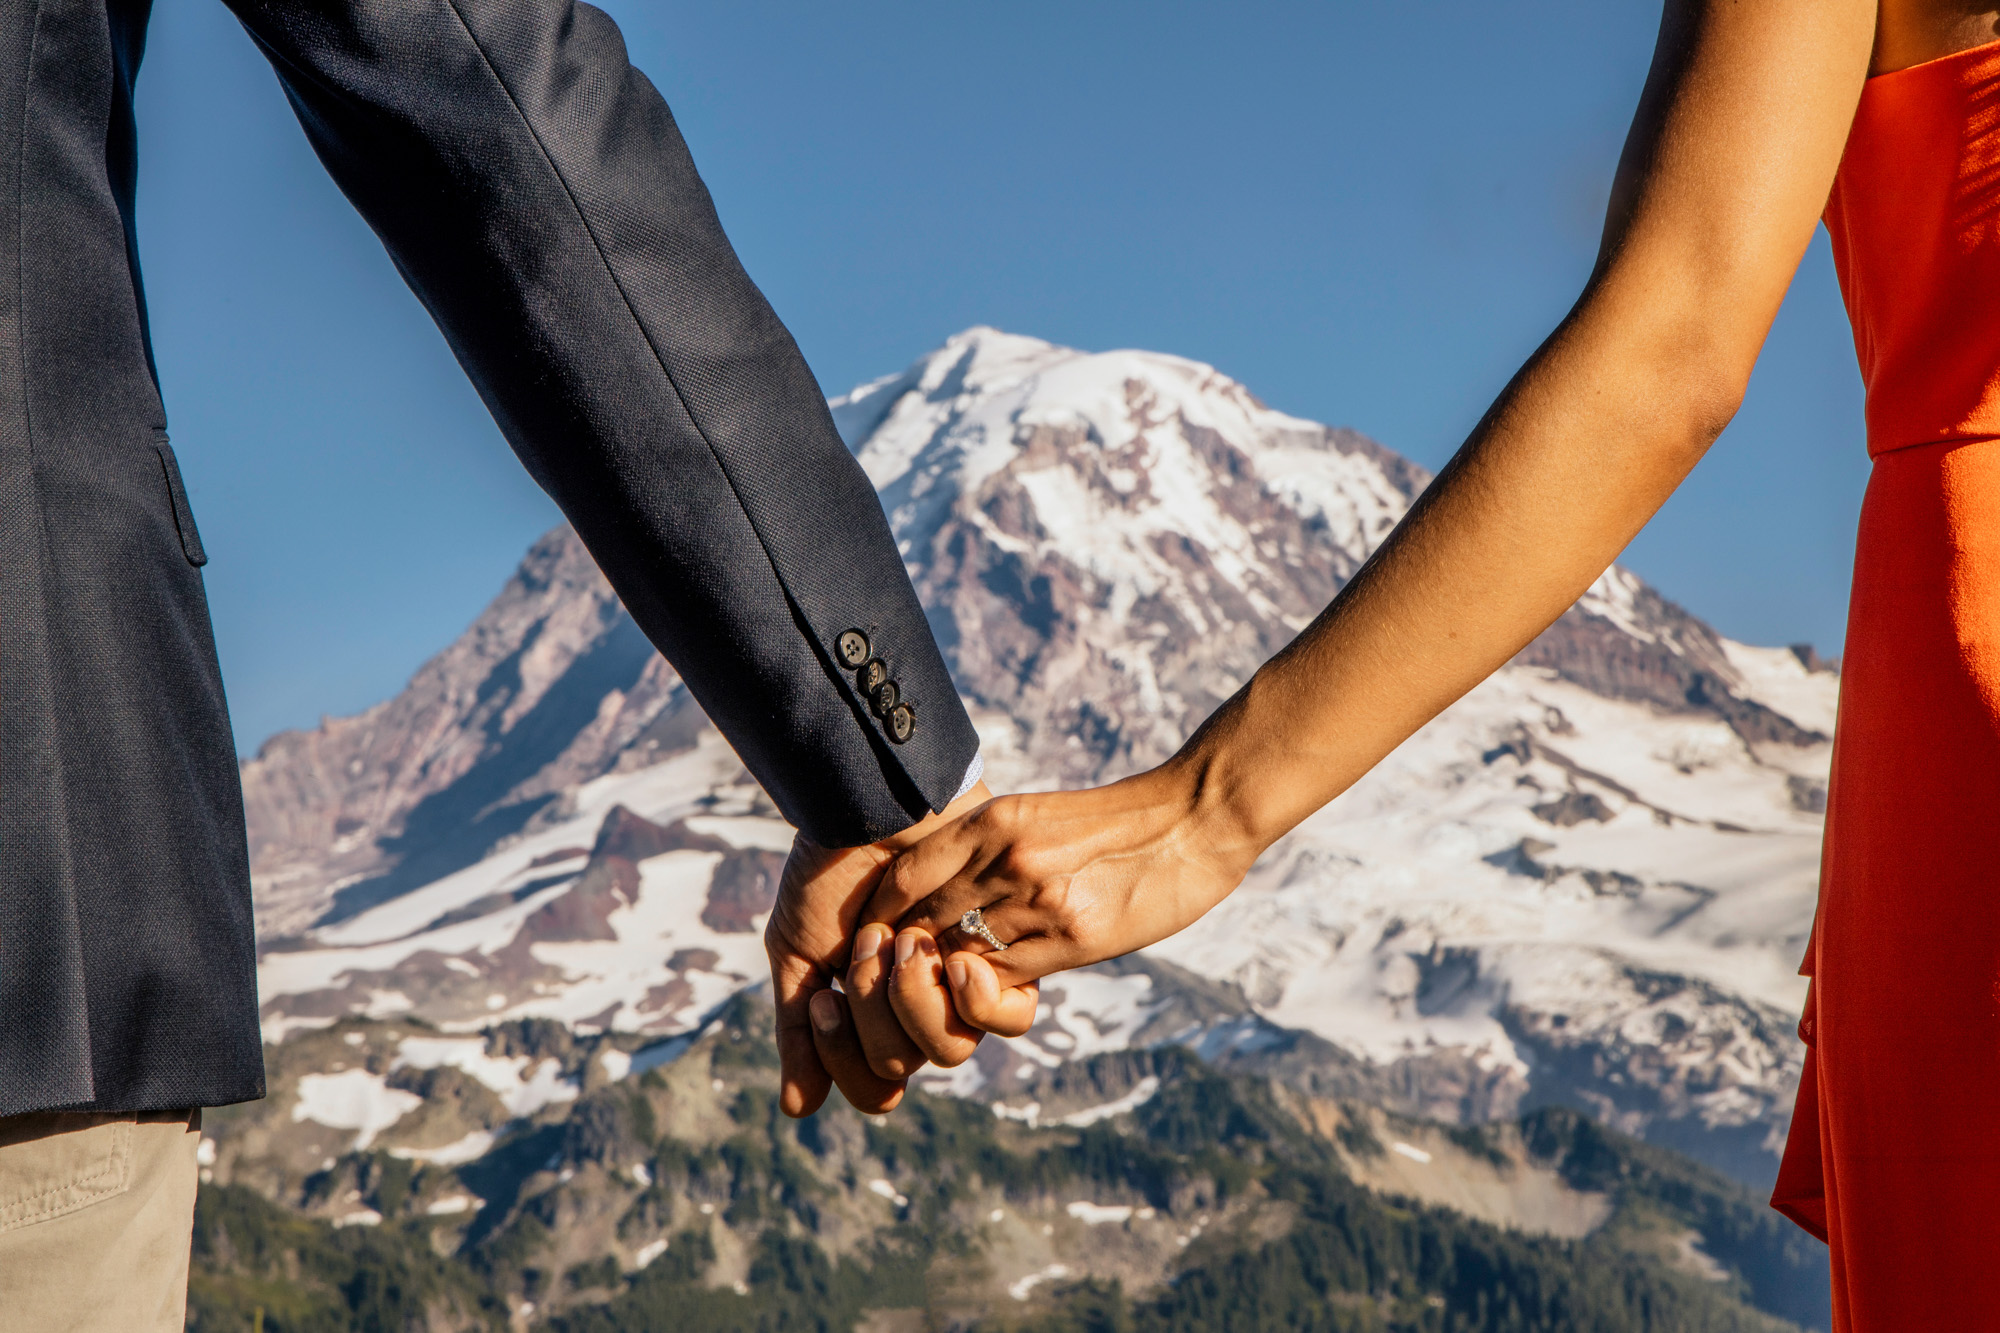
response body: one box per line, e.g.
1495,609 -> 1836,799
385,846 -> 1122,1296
1575,566 -> 1658,644
1721,639 -> 1841,736
1035,973 -> 1165,1062
425,1195 -> 479,1216
990,1101 -> 1041,1128
363,990 -> 412,1018
633,1239 -> 669,1269
867,1178 -> 910,1208
332,1208 -> 382,1228
679,815 -> 795,852
504,850 -> 770,1034
1058,1076 -> 1161,1128
260,1014 -> 335,1044
1067,1201 -> 1135,1226
390,1131 -> 496,1166
291,1070 -> 421,1150
392,1037 -> 578,1117
1392,1142 -> 1433,1164
1009,1264 -> 1072,1301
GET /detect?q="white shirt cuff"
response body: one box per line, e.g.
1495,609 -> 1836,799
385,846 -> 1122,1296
950,752 -> 985,805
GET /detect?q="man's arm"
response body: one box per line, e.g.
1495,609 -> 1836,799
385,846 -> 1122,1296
223,0 -> 984,1110
224,0 -> 978,847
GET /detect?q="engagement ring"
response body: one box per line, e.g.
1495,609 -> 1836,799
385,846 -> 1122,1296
959,908 -> 1010,952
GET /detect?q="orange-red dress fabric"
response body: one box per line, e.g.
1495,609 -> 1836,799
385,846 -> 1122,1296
1771,39 -> 2000,1330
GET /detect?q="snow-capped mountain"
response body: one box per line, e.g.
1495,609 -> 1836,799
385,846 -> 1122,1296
245,328 -> 1830,1187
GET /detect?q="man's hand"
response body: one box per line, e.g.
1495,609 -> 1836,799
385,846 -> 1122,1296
765,780 -> 992,1117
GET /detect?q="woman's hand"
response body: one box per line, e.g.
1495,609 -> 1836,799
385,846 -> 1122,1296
853,763 -> 1267,1055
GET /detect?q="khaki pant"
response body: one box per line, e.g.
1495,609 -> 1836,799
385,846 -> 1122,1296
0,1110 -> 201,1333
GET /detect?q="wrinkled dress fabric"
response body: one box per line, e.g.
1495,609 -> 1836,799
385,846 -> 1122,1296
1770,39 -> 2000,1331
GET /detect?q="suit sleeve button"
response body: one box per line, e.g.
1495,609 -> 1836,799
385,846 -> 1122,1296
857,659 -> 889,693
886,704 -> 915,743
870,681 -> 900,717
836,630 -> 871,668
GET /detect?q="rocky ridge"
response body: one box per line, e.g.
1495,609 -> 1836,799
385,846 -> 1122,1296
193,994 -> 1829,1332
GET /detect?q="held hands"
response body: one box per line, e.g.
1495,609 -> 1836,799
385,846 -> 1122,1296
772,761 -> 1265,1117
852,764 -> 1266,1068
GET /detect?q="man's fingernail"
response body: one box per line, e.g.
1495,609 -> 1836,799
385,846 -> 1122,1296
810,991 -> 841,1034
854,924 -> 883,964
895,932 -> 917,967
947,960 -> 968,990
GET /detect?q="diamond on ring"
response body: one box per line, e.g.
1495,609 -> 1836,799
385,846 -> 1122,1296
960,908 -> 1009,952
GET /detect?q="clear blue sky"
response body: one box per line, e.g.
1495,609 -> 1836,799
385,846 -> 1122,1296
134,1 -> 1868,755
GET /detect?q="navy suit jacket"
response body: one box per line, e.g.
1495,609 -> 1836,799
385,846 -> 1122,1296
0,0 -> 976,1117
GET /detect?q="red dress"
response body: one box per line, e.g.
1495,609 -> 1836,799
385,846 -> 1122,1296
1772,39 -> 2000,1330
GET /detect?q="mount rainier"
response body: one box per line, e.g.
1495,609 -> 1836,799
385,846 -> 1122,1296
239,327 -> 1829,1193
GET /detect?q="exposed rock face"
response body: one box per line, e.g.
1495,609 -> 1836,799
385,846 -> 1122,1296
1517,576 -> 1827,748
700,850 -> 786,933
241,530 -> 693,936
245,327 -> 1836,1188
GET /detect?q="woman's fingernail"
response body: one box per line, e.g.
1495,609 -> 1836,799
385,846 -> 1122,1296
810,991 -> 841,1034
895,932 -> 917,967
854,924 -> 883,964
947,960 -> 968,990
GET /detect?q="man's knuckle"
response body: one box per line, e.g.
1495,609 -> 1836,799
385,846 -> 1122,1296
931,1039 -> 975,1069
971,799 -> 1015,840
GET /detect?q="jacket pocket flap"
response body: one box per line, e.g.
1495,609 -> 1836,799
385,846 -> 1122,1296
155,442 -> 207,567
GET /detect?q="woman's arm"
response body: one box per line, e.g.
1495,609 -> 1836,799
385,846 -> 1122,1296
853,0 -> 1875,1059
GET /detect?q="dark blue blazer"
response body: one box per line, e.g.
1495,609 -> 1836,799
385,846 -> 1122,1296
0,0 -> 976,1117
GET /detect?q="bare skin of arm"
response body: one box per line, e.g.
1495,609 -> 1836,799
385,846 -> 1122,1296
846,0 -> 1898,1066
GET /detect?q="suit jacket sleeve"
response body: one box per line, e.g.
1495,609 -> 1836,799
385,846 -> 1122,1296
222,0 -> 977,846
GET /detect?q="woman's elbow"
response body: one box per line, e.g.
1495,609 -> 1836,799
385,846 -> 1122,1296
1633,314 -> 1755,463
1679,362 -> 1750,455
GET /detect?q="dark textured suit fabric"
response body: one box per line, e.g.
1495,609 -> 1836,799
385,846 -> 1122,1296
0,0 -> 979,1118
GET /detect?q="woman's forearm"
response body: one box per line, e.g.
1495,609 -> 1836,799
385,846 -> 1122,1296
1169,309 -> 1735,860
1166,0 -> 1872,864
